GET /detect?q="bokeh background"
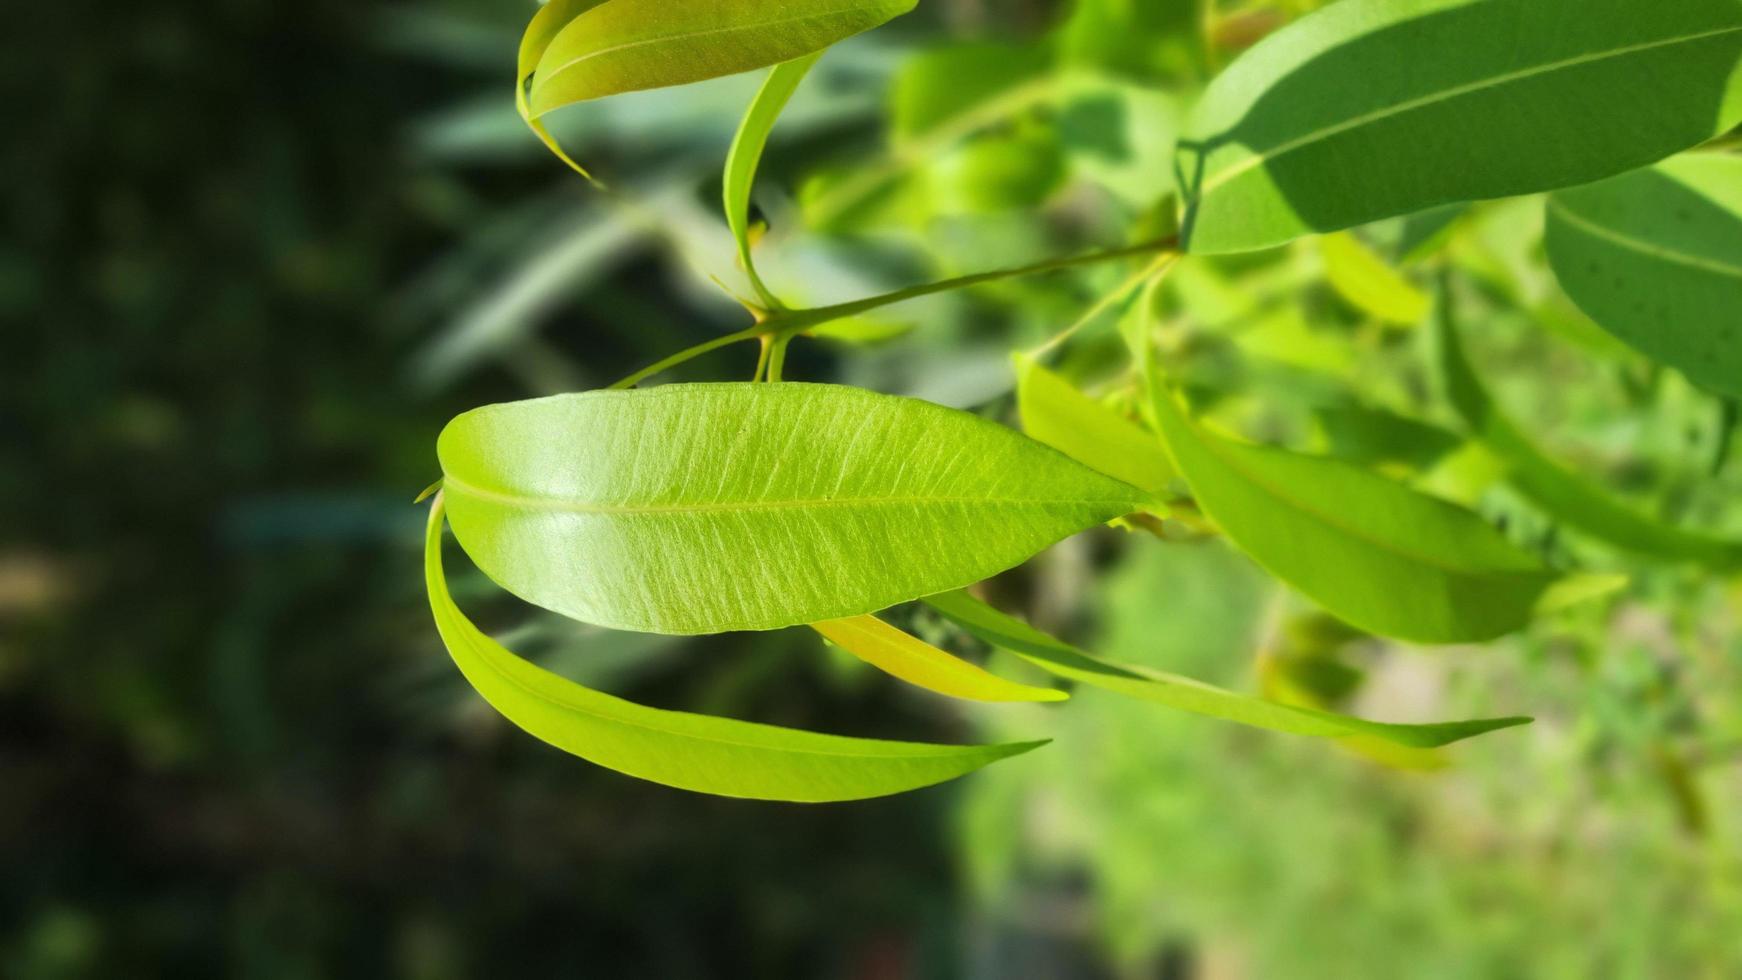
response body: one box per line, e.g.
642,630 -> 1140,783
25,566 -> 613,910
6,0 -> 1742,976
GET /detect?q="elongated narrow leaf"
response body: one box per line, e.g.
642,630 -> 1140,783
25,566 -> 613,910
527,0 -> 915,120
1320,232 -> 1430,325
1436,297 -> 1742,567
516,0 -> 611,176
439,384 -> 1149,635
1141,352 -> 1559,644
1014,354 -> 1176,494
812,615 -> 1067,703
1178,0 -> 1742,253
725,53 -> 822,310
1546,154 -> 1742,398
425,497 -> 1043,801
924,590 -> 1529,747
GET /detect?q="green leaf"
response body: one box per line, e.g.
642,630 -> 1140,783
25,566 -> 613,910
1177,0 -> 1742,254
1014,354 -> 1176,494
1435,291 -> 1742,567
438,383 -> 1149,635
1140,349 -> 1560,644
924,590 -> 1530,747
515,0 -> 611,177
724,52 -> 823,311
1319,232 -> 1430,325
1545,153 -> 1742,399
811,614 -> 1068,702
425,497 -> 1042,802
526,0 -> 915,120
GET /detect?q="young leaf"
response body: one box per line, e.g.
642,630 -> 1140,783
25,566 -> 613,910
1141,351 -> 1560,644
725,52 -> 824,311
811,614 -> 1067,703
526,0 -> 916,120
438,384 -> 1150,635
515,0 -> 610,177
1177,0 -> 1742,253
425,498 -> 1042,802
924,590 -> 1530,747
1014,354 -> 1176,494
1436,295 -> 1742,567
1545,154 -> 1742,399
1319,232 -> 1430,326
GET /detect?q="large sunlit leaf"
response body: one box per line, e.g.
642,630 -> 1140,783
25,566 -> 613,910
811,614 -> 1068,702
438,384 -> 1150,635
425,498 -> 1042,801
1177,0 -> 1742,253
1545,153 -> 1742,399
1436,294 -> 1742,567
526,0 -> 915,119
1014,354 -> 1176,494
924,590 -> 1530,747
1141,350 -> 1560,644
724,52 -> 823,310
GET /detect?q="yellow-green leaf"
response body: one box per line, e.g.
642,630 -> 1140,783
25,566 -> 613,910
425,496 -> 1044,802
811,614 -> 1067,702
1014,354 -> 1176,494
724,52 -> 823,310
1320,232 -> 1431,325
924,590 -> 1530,747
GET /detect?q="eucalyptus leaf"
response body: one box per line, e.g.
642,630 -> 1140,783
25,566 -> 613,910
1436,294 -> 1742,567
924,590 -> 1530,747
1319,232 -> 1429,325
1178,0 -> 1742,253
1545,154 -> 1742,398
1014,354 -> 1176,494
1141,351 -> 1560,644
526,0 -> 915,119
725,52 -> 823,310
438,384 -> 1150,635
425,498 -> 1042,801
812,614 -> 1068,702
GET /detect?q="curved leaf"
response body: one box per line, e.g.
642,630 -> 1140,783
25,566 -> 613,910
1141,351 -> 1559,644
725,52 -> 824,310
425,498 -> 1041,801
924,590 -> 1530,747
1436,294 -> 1742,567
526,0 -> 915,120
438,384 -> 1149,635
1178,0 -> 1742,253
1014,354 -> 1176,494
812,614 -> 1067,702
516,0 -> 611,177
1546,154 -> 1742,398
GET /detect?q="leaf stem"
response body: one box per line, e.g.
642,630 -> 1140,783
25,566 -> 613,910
607,236 -> 1179,389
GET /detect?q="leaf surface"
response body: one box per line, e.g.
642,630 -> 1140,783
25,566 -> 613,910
812,614 -> 1067,702
924,590 -> 1530,747
527,0 -> 915,119
725,52 -> 823,309
1014,354 -> 1176,494
1320,232 -> 1430,325
425,498 -> 1041,801
1546,154 -> 1742,398
439,384 -> 1149,635
1436,295 -> 1742,567
1178,0 -> 1742,253
1141,352 -> 1559,644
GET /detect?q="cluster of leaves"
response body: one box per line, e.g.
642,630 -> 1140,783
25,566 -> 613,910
424,0 -> 1742,802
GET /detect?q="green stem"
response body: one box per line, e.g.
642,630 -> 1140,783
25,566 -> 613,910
766,335 -> 791,382
608,235 -> 1179,389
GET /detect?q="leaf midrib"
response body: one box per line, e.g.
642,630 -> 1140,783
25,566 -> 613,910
1200,24 -> 1742,197
1550,199 -> 1742,281
441,472 -> 1141,516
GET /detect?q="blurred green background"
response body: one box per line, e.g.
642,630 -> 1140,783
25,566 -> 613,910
6,0 -> 1742,976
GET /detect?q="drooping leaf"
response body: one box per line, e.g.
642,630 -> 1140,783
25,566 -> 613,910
1435,292 -> 1742,567
438,384 -> 1150,635
1140,349 -> 1560,644
1545,153 -> 1742,399
424,497 -> 1042,802
1177,0 -> 1742,254
924,590 -> 1530,747
724,52 -> 823,310
515,0 -> 611,177
811,614 -> 1067,702
526,0 -> 915,120
1319,232 -> 1430,325
1014,353 -> 1176,494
